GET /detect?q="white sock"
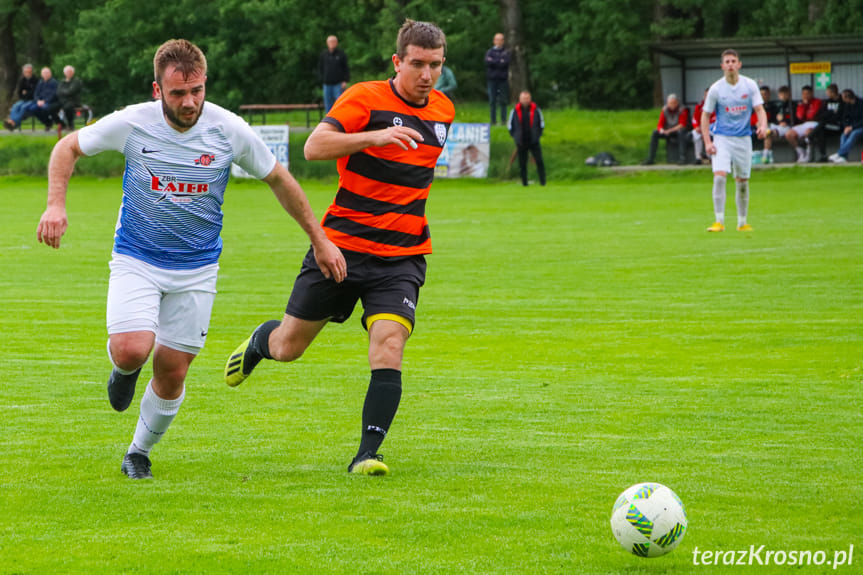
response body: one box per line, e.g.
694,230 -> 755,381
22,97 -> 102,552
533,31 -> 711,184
107,339 -> 138,375
712,175 -> 727,224
736,180 -> 749,227
128,381 -> 185,457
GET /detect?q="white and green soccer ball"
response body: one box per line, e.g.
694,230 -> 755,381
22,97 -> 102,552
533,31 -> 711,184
610,482 -> 688,558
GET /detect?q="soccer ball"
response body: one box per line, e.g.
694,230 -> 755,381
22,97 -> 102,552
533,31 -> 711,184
610,482 -> 688,558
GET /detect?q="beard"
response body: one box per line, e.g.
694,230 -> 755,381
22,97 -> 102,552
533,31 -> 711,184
162,98 -> 204,129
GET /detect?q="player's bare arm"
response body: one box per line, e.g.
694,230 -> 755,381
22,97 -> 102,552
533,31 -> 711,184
754,104 -> 768,139
262,162 -> 347,283
37,132 -> 85,249
701,111 -> 715,155
304,122 -> 425,161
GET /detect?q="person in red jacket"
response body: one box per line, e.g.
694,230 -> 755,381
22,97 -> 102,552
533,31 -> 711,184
643,94 -> 690,165
785,85 -> 822,162
508,90 -> 546,185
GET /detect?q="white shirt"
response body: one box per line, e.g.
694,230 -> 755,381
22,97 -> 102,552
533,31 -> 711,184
704,74 -> 763,138
77,100 -> 276,270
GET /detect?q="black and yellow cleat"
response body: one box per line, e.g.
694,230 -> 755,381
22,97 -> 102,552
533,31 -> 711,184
348,452 -> 390,476
225,336 -> 256,387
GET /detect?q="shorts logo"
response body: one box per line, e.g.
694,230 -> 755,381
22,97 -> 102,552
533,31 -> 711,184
194,154 -> 215,166
403,297 -> 416,310
393,116 -> 403,127
435,123 -> 448,146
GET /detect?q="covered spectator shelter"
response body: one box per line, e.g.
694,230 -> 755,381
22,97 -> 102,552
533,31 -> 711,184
651,35 -> 863,107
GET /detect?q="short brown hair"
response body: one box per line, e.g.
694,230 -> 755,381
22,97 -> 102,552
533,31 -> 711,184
396,19 -> 446,59
153,39 -> 207,86
721,49 -> 739,59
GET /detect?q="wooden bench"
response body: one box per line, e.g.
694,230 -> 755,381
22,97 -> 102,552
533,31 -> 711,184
239,104 -> 323,128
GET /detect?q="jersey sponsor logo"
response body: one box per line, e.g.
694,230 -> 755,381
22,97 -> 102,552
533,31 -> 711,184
403,297 -> 416,310
725,105 -> 748,113
393,116 -> 403,127
145,165 -> 210,203
194,154 -> 215,166
142,147 -> 160,154
435,122 -> 447,145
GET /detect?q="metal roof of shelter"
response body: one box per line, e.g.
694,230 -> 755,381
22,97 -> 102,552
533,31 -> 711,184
650,35 -> 863,105
651,35 -> 863,60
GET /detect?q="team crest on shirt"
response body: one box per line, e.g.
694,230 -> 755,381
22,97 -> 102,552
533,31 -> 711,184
393,116 -> 403,127
435,123 -> 448,146
194,154 -> 215,166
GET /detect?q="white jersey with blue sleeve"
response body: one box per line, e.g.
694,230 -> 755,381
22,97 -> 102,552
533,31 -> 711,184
76,101 -> 276,270
704,74 -> 763,137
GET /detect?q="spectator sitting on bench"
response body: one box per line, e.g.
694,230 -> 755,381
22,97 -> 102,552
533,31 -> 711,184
786,85 -> 821,163
763,85 -> 794,163
812,83 -> 844,163
642,93 -> 690,165
754,85 -> 779,163
828,89 -> 863,163
56,65 -> 84,131
3,64 -> 38,131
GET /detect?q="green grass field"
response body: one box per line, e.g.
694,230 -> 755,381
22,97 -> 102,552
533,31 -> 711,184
1,168 -> 861,574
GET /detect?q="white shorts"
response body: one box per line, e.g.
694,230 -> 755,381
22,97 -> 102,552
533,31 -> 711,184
712,134 -> 753,179
107,253 -> 218,354
791,121 -> 818,137
768,123 -> 790,137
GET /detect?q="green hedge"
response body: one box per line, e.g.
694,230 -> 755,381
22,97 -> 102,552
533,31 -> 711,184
0,104 -> 658,181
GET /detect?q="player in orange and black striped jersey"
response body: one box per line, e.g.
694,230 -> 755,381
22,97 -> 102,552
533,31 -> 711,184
225,20 -> 455,476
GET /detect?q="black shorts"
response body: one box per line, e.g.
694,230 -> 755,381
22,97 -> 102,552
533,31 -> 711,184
285,247 -> 427,331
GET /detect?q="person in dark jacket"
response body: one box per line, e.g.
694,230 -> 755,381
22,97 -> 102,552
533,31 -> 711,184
828,89 -> 863,163
56,65 -> 84,131
31,67 -> 59,129
485,33 -> 510,125
812,84 -> 844,162
508,90 -> 546,186
3,64 -> 38,130
318,35 -> 350,112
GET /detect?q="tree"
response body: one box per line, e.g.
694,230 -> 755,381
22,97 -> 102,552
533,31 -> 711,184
499,0 -> 528,98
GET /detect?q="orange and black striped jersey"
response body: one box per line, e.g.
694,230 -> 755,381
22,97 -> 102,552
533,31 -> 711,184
320,79 -> 455,257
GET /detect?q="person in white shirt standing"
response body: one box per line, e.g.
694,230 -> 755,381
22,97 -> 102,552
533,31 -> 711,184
702,49 -> 767,233
36,39 -> 346,480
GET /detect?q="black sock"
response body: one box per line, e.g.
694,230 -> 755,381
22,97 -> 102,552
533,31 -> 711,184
356,369 -> 402,458
241,319 -> 280,375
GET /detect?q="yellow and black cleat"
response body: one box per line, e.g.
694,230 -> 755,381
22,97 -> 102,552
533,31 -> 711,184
225,336 -> 253,387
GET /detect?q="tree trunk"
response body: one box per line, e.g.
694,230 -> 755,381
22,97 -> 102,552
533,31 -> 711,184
651,0 -> 669,107
0,11 -> 18,111
499,0 -> 528,100
28,0 -> 51,65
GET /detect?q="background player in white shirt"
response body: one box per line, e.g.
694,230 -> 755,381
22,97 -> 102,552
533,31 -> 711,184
702,49 -> 767,232
36,39 -> 346,479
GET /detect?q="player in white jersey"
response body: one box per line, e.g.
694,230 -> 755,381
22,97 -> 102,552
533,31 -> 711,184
36,39 -> 346,480
702,49 -> 767,232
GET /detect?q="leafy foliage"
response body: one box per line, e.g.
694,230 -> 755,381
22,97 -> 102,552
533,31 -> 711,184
2,0 -> 861,114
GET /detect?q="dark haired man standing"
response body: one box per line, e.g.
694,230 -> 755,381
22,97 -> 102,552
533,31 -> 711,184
36,39 -> 344,480
226,20 -> 455,476
485,33 -> 510,125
